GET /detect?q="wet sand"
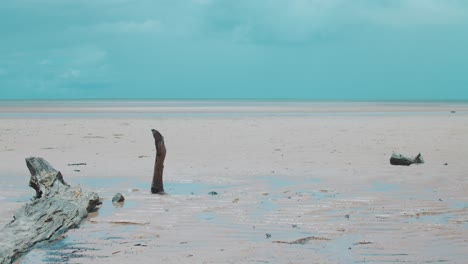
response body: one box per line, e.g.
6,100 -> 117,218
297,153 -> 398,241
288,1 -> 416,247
0,101 -> 467,263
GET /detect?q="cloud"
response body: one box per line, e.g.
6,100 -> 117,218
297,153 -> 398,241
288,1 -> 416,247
71,48 -> 107,65
29,45 -> 113,94
82,19 -> 161,35
98,19 -> 161,33
192,0 -> 212,5
202,0 -> 468,44
360,0 -> 468,28
59,68 -> 80,79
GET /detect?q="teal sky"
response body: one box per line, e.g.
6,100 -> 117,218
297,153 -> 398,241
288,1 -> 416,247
1,0 -> 467,100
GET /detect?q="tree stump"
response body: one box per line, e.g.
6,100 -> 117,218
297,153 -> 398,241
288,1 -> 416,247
151,129 -> 166,194
0,157 -> 100,264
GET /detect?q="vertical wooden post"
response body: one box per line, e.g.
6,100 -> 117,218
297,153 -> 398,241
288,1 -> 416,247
151,129 -> 166,194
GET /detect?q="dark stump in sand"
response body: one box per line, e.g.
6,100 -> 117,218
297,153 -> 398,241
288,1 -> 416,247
0,157 -> 100,264
151,129 -> 166,194
390,152 -> 424,166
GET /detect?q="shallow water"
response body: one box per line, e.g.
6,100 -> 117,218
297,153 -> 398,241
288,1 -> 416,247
4,170 -> 467,264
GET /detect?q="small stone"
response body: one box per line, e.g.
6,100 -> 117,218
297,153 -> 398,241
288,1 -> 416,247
208,191 -> 218,195
266,233 -> 271,239
112,193 -> 125,203
444,163 -> 448,166
134,243 -> 147,247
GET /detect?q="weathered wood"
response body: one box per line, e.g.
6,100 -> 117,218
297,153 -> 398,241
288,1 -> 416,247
273,236 -> 331,244
0,157 -> 100,264
390,152 -> 424,166
151,129 -> 166,194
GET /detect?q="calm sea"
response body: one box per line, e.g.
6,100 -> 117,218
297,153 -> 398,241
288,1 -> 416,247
0,99 -> 466,118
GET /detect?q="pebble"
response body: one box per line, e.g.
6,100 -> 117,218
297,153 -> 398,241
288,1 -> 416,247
112,193 -> 125,203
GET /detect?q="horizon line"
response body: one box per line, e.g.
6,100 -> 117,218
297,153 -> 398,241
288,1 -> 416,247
2,98 -> 468,102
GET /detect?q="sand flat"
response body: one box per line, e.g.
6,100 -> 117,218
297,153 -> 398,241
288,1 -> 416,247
0,101 -> 467,263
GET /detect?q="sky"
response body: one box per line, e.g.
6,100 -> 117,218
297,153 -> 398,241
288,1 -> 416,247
0,0 -> 467,100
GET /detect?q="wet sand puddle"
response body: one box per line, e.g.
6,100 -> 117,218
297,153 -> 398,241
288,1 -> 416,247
11,175 -> 468,263
316,181 -> 468,263
0,175 -> 34,227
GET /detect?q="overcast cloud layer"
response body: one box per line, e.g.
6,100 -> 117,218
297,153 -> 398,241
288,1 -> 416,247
1,0 -> 467,99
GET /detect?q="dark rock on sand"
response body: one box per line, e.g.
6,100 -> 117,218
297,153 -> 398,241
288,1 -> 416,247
390,152 -> 424,166
112,193 -> 125,203
208,191 -> 218,195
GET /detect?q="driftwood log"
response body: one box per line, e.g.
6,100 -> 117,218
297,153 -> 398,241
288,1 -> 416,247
0,157 -> 100,264
390,152 -> 424,166
151,129 -> 166,194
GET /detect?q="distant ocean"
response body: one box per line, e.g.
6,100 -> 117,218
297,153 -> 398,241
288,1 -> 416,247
0,99 -> 466,118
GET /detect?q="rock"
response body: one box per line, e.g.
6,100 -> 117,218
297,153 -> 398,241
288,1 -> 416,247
208,191 -> 218,195
112,193 -> 125,203
390,152 -> 424,166
0,157 -> 99,264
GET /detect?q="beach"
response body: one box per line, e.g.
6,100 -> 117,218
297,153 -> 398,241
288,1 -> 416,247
0,101 -> 467,263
